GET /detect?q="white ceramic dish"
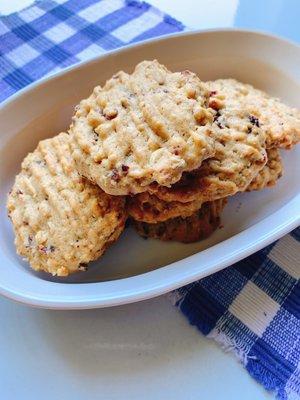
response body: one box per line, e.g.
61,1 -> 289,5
0,29 -> 299,309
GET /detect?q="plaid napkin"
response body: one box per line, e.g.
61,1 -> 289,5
0,0 -> 184,101
171,228 -> 300,400
0,1 -> 299,399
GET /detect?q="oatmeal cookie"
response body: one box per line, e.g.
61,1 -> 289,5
7,133 -> 126,276
129,150 -> 281,223
207,79 -> 300,149
148,92 -> 268,203
148,78 -> 298,204
247,148 -> 283,191
133,199 -> 227,243
127,191 -> 203,223
69,60 -> 215,195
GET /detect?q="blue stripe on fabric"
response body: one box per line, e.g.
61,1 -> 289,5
14,34 -> 65,62
232,257 -> 262,280
23,11 -> 59,34
247,338 -> 297,394
20,54 -> 56,80
48,3 -> 74,21
286,368 -> 300,398
58,31 -> 94,56
63,0 -> 97,13
12,21 -> 40,41
178,283 -> 226,335
176,282 -> 194,298
3,68 -> 33,90
80,25 -> 124,50
232,241 -> 276,280
34,0 -> 60,13
0,54 -> 19,76
0,30 -> 25,53
1,13 -> 65,52
290,226 -> 300,241
282,280 -> 300,319
200,267 -> 248,308
35,0 -> 90,34
43,44 -> 73,63
262,308 -> 300,366
252,260 -> 296,305
216,311 -> 258,349
0,80 -> 15,102
8,5 -> 59,32
125,0 -> 149,8
0,9 -> 29,28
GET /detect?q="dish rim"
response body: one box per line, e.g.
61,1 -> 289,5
1,27 -> 300,111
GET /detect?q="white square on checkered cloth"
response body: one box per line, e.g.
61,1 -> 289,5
76,44 -> 105,61
78,0 -> 124,23
43,22 -> 76,43
17,6 -> 44,23
6,43 -> 40,67
229,281 -> 280,337
0,20 -> 10,36
112,9 -> 163,42
269,235 -> 300,279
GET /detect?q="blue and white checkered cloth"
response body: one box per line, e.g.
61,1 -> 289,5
0,1 -> 299,399
172,228 -> 300,399
0,0 -> 184,101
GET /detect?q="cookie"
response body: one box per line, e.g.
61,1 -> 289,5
127,191 -> 203,223
128,152 -> 281,224
133,199 -> 227,243
69,60 -> 215,195
148,78 -> 299,204
247,148 -> 283,191
7,133 -> 126,276
148,89 -> 268,203
206,79 -> 300,149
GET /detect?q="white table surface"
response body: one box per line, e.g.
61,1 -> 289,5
0,1 -> 274,399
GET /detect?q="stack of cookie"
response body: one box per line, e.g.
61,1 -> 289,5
7,60 -> 300,276
127,75 -> 298,242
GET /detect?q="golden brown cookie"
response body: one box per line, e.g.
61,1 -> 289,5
247,148 -> 283,191
147,79 -> 269,204
7,133 -> 126,276
128,150 -> 282,224
132,199 -> 227,243
127,191 -> 203,223
69,60 -> 215,195
147,78 -> 299,204
206,79 -> 300,149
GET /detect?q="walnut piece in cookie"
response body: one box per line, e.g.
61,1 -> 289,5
7,133 -> 127,276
